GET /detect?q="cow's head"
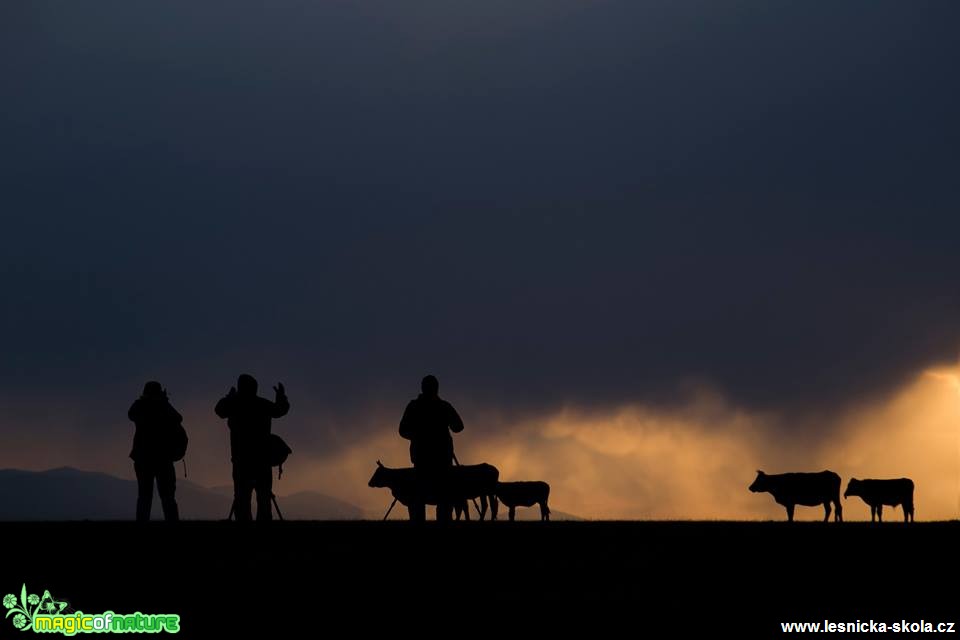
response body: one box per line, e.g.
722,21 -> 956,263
843,478 -> 862,499
368,460 -> 389,488
749,470 -> 768,493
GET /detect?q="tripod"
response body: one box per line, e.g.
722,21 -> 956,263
226,493 -> 284,521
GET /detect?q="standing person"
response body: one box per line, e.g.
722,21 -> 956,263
128,381 -> 182,522
398,375 -> 464,521
215,374 -> 289,521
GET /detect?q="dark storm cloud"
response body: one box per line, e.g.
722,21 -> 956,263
2,1 -> 959,451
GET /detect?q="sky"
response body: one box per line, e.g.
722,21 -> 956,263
1,1 -> 959,519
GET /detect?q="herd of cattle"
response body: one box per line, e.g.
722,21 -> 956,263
367,463 -> 916,522
749,470 -> 916,522
368,461 -> 551,521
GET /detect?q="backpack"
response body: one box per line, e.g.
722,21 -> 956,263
167,422 -> 189,462
268,434 -> 293,477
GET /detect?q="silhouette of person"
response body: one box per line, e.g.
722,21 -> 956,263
215,374 -> 289,521
128,381 -> 182,522
399,375 -> 464,521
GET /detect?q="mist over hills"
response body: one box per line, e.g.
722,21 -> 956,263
0,468 -> 364,520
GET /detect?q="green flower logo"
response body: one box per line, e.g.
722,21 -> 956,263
4,584 -> 71,632
3,584 -> 64,632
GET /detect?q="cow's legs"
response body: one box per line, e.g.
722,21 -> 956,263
408,502 -> 426,522
835,499 -> 842,522
785,504 -> 795,522
509,506 -> 517,521
870,505 -> 877,522
436,502 -> 453,522
490,495 -> 498,520
823,501 -> 831,522
478,495 -> 488,521
540,501 -> 549,521
876,504 -> 883,522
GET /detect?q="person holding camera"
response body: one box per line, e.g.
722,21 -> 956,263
215,374 -> 289,521
128,381 -> 183,522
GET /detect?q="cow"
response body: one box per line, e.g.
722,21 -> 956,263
368,461 -> 499,521
496,481 -> 551,521
749,470 -> 842,522
844,478 -> 914,522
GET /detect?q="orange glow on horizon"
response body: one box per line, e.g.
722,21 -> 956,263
1,367 -> 957,521
925,370 -> 960,396
294,366 -> 960,521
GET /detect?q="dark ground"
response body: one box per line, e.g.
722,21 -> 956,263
4,521 -> 957,636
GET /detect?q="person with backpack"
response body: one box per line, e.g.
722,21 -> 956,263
398,374 -> 464,521
215,374 -> 289,521
128,381 -> 185,522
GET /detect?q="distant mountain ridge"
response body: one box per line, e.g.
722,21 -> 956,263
0,467 -> 581,521
0,467 -> 364,520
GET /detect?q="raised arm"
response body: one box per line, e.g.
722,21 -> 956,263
270,383 -> 290,418
214,388 -> 236,419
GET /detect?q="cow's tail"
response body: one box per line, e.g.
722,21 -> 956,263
832,473 -> 843,522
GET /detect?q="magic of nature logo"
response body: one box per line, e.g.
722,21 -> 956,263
4,584 -> 180,635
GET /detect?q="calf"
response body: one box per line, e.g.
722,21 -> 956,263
496,481 -> 551,521
844,478 -> 914,522
749,470 -> 842,522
